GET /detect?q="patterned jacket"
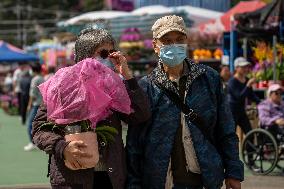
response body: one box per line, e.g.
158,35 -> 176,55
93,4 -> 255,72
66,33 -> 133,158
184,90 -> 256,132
126,59 -> 244,189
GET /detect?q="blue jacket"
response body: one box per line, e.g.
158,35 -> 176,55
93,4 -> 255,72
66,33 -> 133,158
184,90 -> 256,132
126,59 -> 244,189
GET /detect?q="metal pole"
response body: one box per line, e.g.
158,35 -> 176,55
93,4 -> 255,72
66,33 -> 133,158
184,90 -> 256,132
243,38 -> 248,59
230,15 -> 236,72
16,1 -> 21,47
273,35 -> 277,81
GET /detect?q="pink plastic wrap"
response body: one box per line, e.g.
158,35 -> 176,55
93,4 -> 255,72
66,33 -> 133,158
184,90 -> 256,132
38,58 -> 132,128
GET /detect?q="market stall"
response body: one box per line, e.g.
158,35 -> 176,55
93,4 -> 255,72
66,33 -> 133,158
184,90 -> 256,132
0,40 -> 39,63
234,0 -> 284,90
191,0 -> 266,70
0,41 -> 39,115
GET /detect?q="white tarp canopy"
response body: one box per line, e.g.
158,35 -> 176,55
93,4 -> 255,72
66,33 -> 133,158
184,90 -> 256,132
131,5 -> 173,15
59,5 -> 223,27
59,11 -> 131,26
174,6 -> 223,25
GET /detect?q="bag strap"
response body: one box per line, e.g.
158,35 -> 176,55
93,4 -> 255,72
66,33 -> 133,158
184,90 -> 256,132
153,81 -> 213,144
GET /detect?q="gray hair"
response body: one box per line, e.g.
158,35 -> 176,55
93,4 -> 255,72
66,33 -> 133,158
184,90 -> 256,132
74,28 -> 115,62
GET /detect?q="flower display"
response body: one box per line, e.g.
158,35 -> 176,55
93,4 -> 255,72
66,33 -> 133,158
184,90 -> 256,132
193,48 -> 223,60
119,27 -> 154,61
250,41 -> 284,88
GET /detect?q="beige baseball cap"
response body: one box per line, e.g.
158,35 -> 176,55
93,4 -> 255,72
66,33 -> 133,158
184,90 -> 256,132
234,57 -> 251,68
152,15 -> 187,39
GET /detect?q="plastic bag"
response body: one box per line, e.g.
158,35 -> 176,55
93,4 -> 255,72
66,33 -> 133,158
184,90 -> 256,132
38,58 -> 132,128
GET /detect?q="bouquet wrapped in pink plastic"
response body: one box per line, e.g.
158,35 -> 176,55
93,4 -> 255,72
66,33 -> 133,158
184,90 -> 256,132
38,58 -> 132,128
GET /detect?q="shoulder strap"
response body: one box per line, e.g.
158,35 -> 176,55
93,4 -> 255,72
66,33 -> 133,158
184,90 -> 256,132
153,81 -> 214,144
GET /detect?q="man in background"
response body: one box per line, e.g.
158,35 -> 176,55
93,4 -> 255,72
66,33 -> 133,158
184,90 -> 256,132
13,63 -> 27,115
220,63 -> 231,95
19,69 -> 32,125
24,63 -> 44,151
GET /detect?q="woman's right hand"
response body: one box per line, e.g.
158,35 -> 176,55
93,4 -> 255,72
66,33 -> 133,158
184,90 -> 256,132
63,140 -> 92,170
247,78 -> 256,87
275,118 -> 284,126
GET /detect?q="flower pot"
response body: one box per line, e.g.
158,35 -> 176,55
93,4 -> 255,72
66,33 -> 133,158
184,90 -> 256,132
258,80 -> 268,89
64,131 -> 99,170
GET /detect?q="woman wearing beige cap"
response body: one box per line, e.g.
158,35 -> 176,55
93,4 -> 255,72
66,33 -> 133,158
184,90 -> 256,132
127,15 -> 243,189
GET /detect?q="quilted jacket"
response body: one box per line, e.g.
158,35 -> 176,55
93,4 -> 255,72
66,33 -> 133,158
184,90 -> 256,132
126,59 -> 244,189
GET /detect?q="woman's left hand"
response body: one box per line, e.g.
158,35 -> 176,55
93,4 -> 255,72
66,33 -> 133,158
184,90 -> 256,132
109,51 -> 133,80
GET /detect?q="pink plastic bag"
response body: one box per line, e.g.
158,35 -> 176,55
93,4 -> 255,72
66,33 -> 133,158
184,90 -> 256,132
38,58 -> 132,128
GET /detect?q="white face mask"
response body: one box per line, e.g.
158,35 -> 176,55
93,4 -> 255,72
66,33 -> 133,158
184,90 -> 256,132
158,44 -> 187,67
95,57 -> 115,70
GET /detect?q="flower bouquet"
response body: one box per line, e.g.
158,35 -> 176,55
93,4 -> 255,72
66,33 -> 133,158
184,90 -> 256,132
38,58 -> 132,169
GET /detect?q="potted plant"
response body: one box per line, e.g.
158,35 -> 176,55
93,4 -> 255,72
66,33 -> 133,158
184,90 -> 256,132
38,58 -> 132,170
40,120 -> 118,169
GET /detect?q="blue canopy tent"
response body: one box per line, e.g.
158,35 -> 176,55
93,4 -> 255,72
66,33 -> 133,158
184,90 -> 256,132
0,40 -> 39,63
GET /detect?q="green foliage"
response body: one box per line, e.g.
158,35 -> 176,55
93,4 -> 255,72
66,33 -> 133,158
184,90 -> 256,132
254,62 -> 284,81
96,125 -> 118,145
276,62 -> 284,80
81,0 -> 104,12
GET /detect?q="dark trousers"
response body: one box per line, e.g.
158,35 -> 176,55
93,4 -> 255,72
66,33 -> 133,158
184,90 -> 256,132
93,171 -> 113,189
231,109 -> 252,134
232,108 -> 254,164
20,95 -> 29,124
17,92 -> 21,115
173,183 -> 204,189
51,171 -> 113,189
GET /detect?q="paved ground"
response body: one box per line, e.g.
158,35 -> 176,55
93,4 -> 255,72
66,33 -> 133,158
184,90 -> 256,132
1,175 -> 284,189
0,109 -> 283,189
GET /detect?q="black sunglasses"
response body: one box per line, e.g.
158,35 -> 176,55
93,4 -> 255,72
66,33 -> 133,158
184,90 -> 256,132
99,49 -> 116,59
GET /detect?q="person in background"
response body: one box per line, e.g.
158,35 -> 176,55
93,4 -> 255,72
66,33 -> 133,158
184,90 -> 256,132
258,84 -> 284,137
219,63 -> 231,95
227,57 -> 260,171
19,69 -> 32,125
127,15 -> 243,189
13,64 -> 27,114
24,62 -> 44,151
228,57 -> 260,134
44,66 -> 56,81
4,72 -> 13,93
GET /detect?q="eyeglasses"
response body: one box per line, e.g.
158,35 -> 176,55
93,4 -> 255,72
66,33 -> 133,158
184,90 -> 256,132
99,49 -> 116,59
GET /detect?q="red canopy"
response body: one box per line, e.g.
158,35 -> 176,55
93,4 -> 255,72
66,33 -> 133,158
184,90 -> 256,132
199,0 -> 266,34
